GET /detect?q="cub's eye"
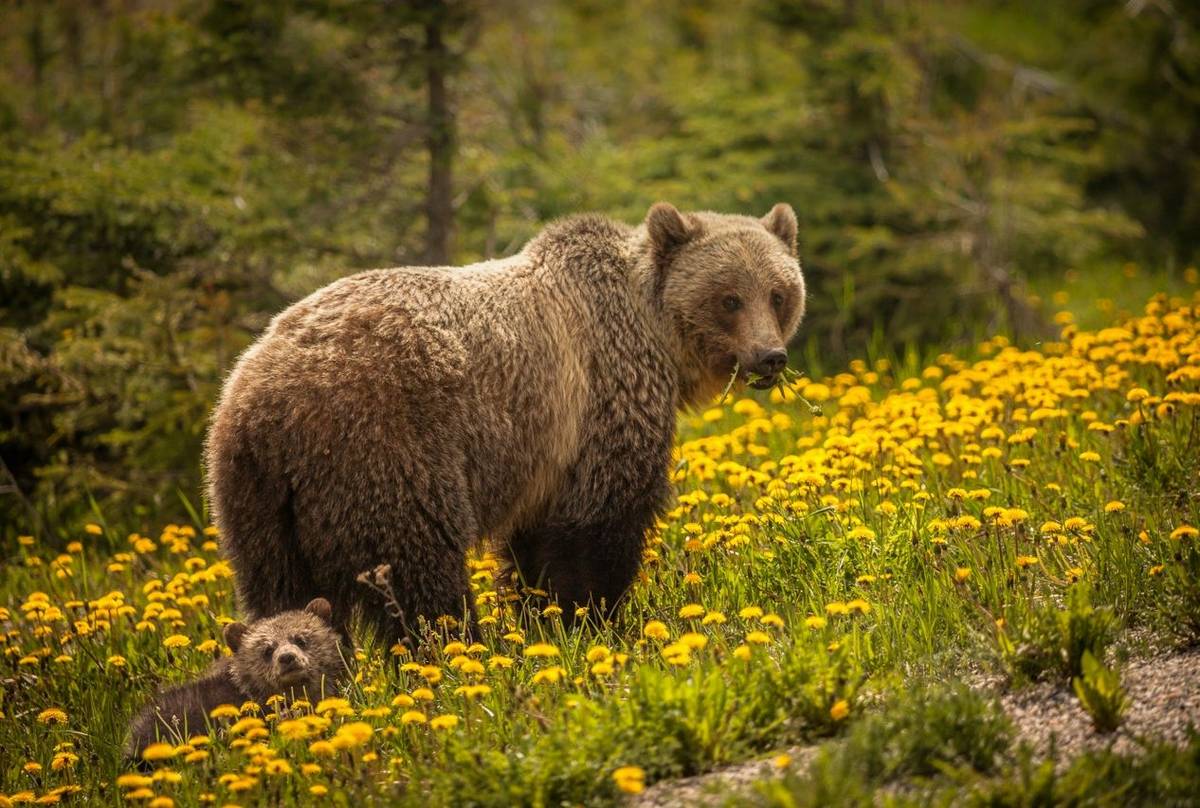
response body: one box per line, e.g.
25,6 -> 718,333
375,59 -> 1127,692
261,645 -> 274,661
292,635 -> 307,649
722,295 -> 742,313
771,292 -> 784,309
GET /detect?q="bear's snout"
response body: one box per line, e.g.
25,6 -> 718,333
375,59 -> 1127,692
749,348 -> 787,377
744,348 -> 787,388
273,646 -> 307,680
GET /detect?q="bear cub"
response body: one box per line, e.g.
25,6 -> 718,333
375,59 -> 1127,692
126,598 -> 346,761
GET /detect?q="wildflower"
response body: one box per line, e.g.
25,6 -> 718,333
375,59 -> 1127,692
745,631 -> 770,645
954,567 -> 972,583
36,708 -> 67,725
642,621 -> 669,641
1170,525 -> 1198,541
523,643 -> 560,658
315,697 -> 353,716
411,688 -> 435,701
454,684 -> 492,699
531,666 -> 567,684
1103,501 -> 1126,513
141,743 -> 176,762
732,644 -> 752,661
430,715 -> 459,731
804,616 -> 827,630
760,613 -> 785,627
208,704 -> 239,720
1015,555 -> 1040,568
333,722 -> 374,749
830,699 -> 850,721
738,606 -> 764,620
701,610 -> 726,625
846,599 -> 871,614
162,635 -> 190,649
612,766 -> 646,794
308,740 -> 336,756
678,603 -> 705,619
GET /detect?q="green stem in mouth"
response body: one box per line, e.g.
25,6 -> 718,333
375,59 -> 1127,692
717,361 -> 740,406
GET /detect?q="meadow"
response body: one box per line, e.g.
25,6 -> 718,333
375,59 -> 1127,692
2,285 -> 1199,806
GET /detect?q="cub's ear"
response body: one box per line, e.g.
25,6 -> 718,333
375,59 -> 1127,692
761,202 -> 798,255
645,202 -> 699,267
304,597 -> 333,623
223,622 -> 248,652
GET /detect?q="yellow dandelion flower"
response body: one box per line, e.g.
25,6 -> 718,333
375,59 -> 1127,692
523,643 -> 560,658
36,708 -> 67,724
429,715 -> 459,731
140,743 -> 176,762
642,621 -> 669,641
678,603 -> 705,619
830,699 -> 850,721
308,741 -> 336,756
612,766 -> 646,795
162,635 -> 190,649
208,704 -> 239,720
1170,525 -> 1199,541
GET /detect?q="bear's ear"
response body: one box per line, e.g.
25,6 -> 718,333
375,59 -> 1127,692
761,202 -> 798,256
304,598 -> 333,623
224,622 -> 249,653
645,202 -> 699,267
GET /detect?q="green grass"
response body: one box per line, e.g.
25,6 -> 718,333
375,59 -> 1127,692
1,284 -> 1198,806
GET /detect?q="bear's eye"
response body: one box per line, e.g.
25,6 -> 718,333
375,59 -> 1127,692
261,644 -> 274,661
722,295 -> 742,313
771,291 -> 784,309
292,635 -> 307,650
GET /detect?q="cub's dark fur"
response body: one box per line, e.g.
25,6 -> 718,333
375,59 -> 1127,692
125,598 -> 345,761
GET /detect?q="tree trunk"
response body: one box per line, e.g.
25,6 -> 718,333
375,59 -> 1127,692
424,6 -> 454,265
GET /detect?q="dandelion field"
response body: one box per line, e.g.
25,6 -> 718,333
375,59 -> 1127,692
2,291 -> 1199,807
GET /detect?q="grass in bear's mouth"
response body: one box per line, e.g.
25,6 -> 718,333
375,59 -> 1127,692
1,290 -> 1199,806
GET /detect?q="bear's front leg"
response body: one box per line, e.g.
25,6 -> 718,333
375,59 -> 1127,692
505,506 -> 656,622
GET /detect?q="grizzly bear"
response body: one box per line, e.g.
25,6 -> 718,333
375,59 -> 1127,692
126,598 -> 346,760
206,203 -> 806,643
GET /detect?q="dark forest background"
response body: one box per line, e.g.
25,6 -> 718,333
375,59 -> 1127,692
2,0 -> 1198,533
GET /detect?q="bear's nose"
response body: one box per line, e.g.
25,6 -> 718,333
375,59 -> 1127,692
277,651 -> 298,668
751,349 -> 788,376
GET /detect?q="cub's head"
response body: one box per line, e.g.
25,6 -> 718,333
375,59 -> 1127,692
643,202 -> 806,405
225,598 -> 346,703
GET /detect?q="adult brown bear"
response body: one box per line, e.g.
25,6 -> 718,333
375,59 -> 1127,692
206,203 -> 806,642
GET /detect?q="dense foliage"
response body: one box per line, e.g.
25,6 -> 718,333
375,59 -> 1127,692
1,291 -> 1197,804
1,2 -> 1199,545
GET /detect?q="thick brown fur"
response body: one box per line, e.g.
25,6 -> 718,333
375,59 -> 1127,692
126,598 -> 345,761
206,204 -> 806,643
